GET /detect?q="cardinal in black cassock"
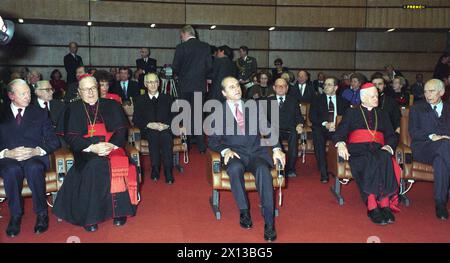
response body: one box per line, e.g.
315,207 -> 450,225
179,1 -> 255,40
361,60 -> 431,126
333,83 -> 401,226
53,75 -> 138,232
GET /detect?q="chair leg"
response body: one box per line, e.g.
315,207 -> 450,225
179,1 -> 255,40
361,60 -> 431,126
210,189 -> 221,220
174,152 -> 184,173
399,179 -> 410,207
330,177 -> 344,205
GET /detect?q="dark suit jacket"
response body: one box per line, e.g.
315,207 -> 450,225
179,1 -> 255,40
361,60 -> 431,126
210,57 -> 236,101
136,57 -> 157,74
63,53 -> 83,84
267,95 -> 304,131
409,101 -> 450,162
0,104 -> 60,169
236,56 -> 257,82
379,93 -> 401,131
309,94 -> 350,129
111,80 -> 140,102
288,81 -> 316,104
208,101 -> 280,167
132,93 -> 173,139
32,98 -> 65,126
63,81 -> 79,104
172,38 -> 213,93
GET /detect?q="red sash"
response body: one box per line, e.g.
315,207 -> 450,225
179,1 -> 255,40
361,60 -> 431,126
347,129 -> 401,212
83,123 -> 138,205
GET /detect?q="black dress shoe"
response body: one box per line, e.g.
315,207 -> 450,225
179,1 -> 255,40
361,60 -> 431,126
151,177 -> 159,182
239,211 -> 253,229
113,217 -> 127,226
367,208 -> 388,226
34,213 -> 49,234
320,172 -> 329,184
6,216 -> 22,237
286,171 -> 297,178
264,224 -> 277,242
166,178 -> 174,185
381,207 -> 395,224
83,224 -> 98,232
435,204 -> 449,220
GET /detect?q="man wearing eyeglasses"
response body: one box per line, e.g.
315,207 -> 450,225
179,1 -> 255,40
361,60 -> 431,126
33,80 -> 65,127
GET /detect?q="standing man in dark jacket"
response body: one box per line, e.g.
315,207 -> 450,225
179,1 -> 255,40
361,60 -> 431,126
136,47 -> 157,90
172,25 -> 212,153
63,42 -> 83,84
209,45 -> 236,102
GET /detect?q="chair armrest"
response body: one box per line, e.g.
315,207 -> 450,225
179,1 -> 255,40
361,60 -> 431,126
125,144 -> 142,183
53,148 -> 72,178
396,143 -> 412,164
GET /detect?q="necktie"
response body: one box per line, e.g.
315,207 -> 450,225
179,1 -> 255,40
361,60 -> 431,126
44,101 -> 49,111
433,105 -> 439,118
235,103 -> 245,134
279,96 -> 284,108
122,82 -> 127,99
299,84 -> 304,96
328,96 -> 335,122
16,108 -> 23,125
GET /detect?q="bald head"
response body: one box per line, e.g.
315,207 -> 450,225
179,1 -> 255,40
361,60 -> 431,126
273,78 -> 288,96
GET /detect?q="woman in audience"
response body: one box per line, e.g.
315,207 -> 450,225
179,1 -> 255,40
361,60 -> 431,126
50,69 -> 67,100
246,71 -> 275,99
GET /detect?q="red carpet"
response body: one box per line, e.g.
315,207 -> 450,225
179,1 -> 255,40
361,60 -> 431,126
1,149 -> 449,243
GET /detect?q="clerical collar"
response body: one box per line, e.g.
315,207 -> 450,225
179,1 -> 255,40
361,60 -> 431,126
361,104 -> 374,111
148,92 -> 159,100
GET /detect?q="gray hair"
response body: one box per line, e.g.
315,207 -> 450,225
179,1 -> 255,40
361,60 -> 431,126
7,78 -> 27,93
425,79 -> 445,92
36,80 -> 51,90
181,25 -> 195,37
78,76 -> 98,88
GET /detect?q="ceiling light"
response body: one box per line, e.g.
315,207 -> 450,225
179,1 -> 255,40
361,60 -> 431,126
87,21 -> 92,26
18,18 -> 24,24
210,25 -> 216,30
386,28 -> 395,32
268,26 -> 275,31
327,27 -> 335,32
150,24 -> 156,28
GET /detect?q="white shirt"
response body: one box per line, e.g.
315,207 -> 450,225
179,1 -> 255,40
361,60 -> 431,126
37,98 -> 50,110
276,95 -> 286,106
148,92 -> 159,100
298,83 -> 306,96
428,100 -> 444,140
322,95 -> 337,126
143,57 -> 148,63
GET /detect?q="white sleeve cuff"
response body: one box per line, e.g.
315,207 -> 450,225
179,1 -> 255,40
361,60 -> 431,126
322,121 -> 327,127
0,149 -> 8,159
428,134 -> 436,140
220,148 -> 230,157
335,141 -> 346,148
384,145 -> 394,155
83,145 -> 92,152
272,147 -> 282,152
36,147 -> 46,156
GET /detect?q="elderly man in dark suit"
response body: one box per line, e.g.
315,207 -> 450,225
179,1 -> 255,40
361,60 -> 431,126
288,70 -> 315,104
33,80 -> 65,126
0,79 -> 60,237
310,77 -> 350,183
63,42 -> 83,84
208,76 -> 285,242
172,25 -> 213,153
409,79 -> 450,220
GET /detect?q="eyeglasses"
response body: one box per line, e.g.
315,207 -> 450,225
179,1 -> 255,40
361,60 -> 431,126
79,87 -> 97,93
36,88 -> 54,93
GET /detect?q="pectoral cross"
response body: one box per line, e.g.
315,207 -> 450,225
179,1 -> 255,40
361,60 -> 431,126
88,126 -> 96,137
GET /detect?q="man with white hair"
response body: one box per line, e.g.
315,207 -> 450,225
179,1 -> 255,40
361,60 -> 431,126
333,82 -> 400,226
0,79 -> 60,237
409,79 -> 450,220
33,80 -> 65,127
53,75 -> 138,232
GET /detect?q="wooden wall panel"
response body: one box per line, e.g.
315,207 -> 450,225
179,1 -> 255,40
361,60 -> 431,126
186,5 -> 275,26
187,0 -> 276,5
356,32 -> 446,52
366,7 -> 450,28
90,1 -> 185,24
90,27 -> 180,48
367,0 -> 450,7
269,31 -> 356,50
269,51 -> 355,69
197,30 -> 269,49
277,7 -> 366,28
277,0 -> 366,6
355,52 -> 441,71
14,24 -> 89,46
0,0 -> 89,21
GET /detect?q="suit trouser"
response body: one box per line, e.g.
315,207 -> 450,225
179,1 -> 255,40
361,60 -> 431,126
312,127 -> 333,177
146,130 -> 173,177
0,158 -> 47,216
180,91 -> 206,152
226,157 -> 274,225
279,130 -> 298,174
414,140 -> 450,204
